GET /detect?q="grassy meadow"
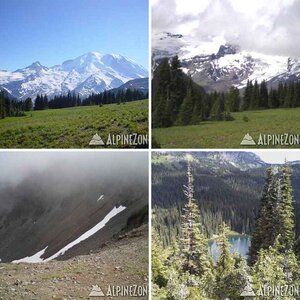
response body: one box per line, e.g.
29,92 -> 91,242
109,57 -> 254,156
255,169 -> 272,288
153,108 -> 300,148
0,100 -> 148,148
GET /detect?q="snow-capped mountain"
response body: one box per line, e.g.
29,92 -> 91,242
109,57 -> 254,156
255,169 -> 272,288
110,77 -> 149,95
192,151 -> 267,170
0,52 -> 148,100
153,151 -> 267,171
152,32 -> 300,92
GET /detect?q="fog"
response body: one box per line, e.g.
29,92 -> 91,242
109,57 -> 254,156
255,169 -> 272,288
0,151 -> 148,212
152,0 -> 300,58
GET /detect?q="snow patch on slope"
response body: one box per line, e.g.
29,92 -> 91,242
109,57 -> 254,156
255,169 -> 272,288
12,247 -> 48,264
12,205 -> 126,263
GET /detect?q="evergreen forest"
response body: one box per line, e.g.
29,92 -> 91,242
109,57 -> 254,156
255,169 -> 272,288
0,88 -> 147,119
152,56 -> 300,128
152,153 -> 300,299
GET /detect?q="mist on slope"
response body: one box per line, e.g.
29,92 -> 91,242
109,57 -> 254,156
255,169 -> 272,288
0,151 -> 148,214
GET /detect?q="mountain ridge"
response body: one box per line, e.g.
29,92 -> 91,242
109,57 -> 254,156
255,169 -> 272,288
152,32 -> 300,92
0,52 -> 148,100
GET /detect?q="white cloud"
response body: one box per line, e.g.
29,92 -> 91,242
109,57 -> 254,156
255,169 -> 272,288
252,150 -> 300,164
152,0 -> 300,57
175,0 -> 210,15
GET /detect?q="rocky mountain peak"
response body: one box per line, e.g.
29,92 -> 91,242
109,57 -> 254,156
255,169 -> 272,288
216,44 -> 238,58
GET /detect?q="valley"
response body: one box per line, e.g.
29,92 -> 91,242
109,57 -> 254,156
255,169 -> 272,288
152,151 -> 300,245
0,99 -> 148,148
152,151 -> 300,299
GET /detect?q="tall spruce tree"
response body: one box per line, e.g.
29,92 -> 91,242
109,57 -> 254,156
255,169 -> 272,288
178,79 -> 195,126
152,229 -> 168,288
259,80 -> 268,108
243,80 -> 252,110
170,56 -> 189,124
250,80 -> 260,109
191,99 -> 202,125
0,93 -> 5,119
226,86 -> 240,112
277,163 -> 295,251
249,164 -> 296,264
23,98 -> 33,111
215,223 -> 234,279
152,58 -> 171,127
178,160 -> 213,283
248,167 -> 278,265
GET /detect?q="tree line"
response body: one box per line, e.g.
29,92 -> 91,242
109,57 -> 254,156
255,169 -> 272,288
37,89 -> 146,110
243,79 -> 300,110
152,56 -> 300,128
83,88 -> 147,106
0,88 -> 147,118
152,162 -> 300,299
0,91 -> 32,119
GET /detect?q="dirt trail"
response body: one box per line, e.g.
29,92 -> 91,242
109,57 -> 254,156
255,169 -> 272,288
0,225 -> 148,300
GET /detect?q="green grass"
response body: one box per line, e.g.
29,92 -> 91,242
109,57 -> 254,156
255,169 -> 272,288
153,108 -> 300,148
0,100 -> 148,148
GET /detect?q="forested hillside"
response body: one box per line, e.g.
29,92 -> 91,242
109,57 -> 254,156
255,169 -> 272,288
152,152 -> 300,246
152,153 -> 300,299
152,57 -> 300,128
0,87 -> 146,118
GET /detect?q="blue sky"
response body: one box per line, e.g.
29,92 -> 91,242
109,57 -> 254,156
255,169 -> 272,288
0,0 -> 148,70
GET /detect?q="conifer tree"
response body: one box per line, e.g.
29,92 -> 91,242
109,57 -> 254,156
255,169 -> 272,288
0,93 -> 5,118
23,98 -> 33,111
152,229 -> 168,288
178,80 -> 194,125
170,55 -> 186,122
191,99 -> 202,125
178,161 -> 214,288
259,80 -> 268,108
215,222 -> 234,279
268,88 -> 279,108
277,163 -> 295,251
250,80 -> 259,109
152,58 -> 171,127
210,93 -> 223,121
243,80 -> 252,110
226,86 -> 240,112
252,238 -> 286,298
248,167 -> 278,265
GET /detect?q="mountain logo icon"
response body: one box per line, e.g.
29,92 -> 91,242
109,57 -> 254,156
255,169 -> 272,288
89,285 -> 105,297
89,133 -> 105,146
240,133 -> 256,146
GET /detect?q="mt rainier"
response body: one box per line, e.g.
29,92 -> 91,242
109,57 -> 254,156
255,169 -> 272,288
0,52 -> 148,100
152,32 -> 300,92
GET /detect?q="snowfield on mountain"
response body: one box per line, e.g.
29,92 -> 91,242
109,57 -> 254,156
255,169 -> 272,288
0,52 -> 147,100
152,32 -> 300,92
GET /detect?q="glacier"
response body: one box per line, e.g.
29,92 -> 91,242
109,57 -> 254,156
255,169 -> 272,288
0,52 -> 148,100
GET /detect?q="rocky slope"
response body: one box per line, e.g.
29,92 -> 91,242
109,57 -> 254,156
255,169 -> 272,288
0,225 -> 148,300
0,155 -> 148,263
